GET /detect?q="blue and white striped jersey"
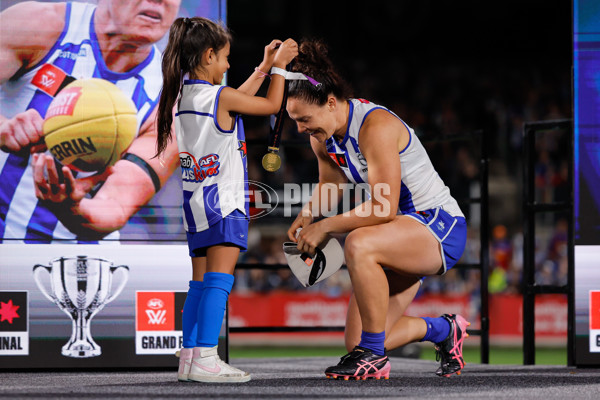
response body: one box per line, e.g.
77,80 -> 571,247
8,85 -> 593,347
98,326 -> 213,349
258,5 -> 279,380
176,80 -> 249,233
0,2 -> 163,243
325,98 -> 464,218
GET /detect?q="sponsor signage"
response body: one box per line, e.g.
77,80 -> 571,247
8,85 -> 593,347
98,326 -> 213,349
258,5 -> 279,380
590,291 -> 600,352
0,291 -> 28,356
135,291 -> 186,355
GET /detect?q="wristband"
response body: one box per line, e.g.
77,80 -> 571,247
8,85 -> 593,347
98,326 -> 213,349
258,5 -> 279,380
270,66 -> 287,78
269,67 -> 322,87
255,67 -> 270,78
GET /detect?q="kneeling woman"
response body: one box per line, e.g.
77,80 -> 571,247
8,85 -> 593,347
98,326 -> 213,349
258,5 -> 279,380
285,40 -> 470,380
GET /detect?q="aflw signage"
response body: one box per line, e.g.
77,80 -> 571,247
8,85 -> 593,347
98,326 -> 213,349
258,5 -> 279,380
135,291 -> 186,355
0,291 -> 29,356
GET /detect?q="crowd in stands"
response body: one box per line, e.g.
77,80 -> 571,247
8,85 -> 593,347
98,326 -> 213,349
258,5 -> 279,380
230,52 -> 571,298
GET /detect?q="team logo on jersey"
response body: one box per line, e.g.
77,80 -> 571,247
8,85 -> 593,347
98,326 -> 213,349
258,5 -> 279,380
0,291 -> 29,355
31,64 -> 74,97
357,153 -> 368,166
328,152 -> 348,168
180,152 -> 221,183
135,291 -> 186,354
238,140 -> 247,158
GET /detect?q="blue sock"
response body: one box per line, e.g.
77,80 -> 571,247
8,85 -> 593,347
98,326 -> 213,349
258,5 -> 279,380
421,316 -> 451,344
196,272 -> 234,347
358,330 -> 386,356
182,280 -> 204,348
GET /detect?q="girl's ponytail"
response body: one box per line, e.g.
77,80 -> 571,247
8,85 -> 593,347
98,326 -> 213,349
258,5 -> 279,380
155,17 -> 231,156
156,18 -> 188,156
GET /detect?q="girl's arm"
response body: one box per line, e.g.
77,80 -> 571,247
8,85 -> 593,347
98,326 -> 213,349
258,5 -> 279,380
218,38 -> 298,117
236,40 -> 281,96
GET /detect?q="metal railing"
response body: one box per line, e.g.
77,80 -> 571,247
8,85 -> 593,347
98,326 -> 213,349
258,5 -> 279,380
522,119 -> 574,365
226,130 -> 490,363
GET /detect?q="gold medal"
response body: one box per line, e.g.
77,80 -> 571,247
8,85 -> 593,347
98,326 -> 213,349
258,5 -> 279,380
262,152 -> 281,172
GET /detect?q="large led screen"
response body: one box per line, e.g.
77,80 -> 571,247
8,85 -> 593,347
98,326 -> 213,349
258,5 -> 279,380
573,0 -> 600,366
0,0 -> 227,369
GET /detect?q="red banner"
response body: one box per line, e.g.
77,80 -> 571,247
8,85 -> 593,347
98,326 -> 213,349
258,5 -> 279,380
229,292 -> 568,343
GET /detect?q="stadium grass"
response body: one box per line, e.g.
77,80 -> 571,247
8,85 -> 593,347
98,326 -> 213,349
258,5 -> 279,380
229,346 -> 567,365
419,346 -> 567,365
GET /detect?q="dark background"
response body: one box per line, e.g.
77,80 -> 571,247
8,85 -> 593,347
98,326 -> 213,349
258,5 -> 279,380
226,0 -> 572,229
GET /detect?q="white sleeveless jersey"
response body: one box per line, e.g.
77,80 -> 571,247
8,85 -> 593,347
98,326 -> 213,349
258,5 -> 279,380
325,99 -> 464,217
0,2 -> 163,243
175,80 -> 248,233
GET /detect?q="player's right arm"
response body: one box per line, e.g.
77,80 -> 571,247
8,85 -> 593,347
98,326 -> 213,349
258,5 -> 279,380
0,1 -> 65,152
286,137 -> 348,242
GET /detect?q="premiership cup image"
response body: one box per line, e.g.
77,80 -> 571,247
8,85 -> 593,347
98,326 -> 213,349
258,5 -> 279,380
33,256 -> 129,358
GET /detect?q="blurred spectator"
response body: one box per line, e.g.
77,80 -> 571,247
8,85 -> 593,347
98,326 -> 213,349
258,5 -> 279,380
491,225 -> 512,271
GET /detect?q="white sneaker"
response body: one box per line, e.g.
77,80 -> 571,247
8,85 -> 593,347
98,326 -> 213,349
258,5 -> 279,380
177,348 -> 193,382
188,346 -> 251,383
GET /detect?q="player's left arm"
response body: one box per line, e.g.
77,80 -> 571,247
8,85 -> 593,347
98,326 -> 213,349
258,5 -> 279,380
77,108 -> 179,231
37,107 -> 179,238
330,110 -> 404,229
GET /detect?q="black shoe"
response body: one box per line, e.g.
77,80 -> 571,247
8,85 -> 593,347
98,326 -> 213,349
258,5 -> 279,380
325,346 -> 390,380
434,314 -> 470,377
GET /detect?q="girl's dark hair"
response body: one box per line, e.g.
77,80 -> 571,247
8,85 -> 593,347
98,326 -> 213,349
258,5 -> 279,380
288,39 -> 352,105
155,17 -> 231,156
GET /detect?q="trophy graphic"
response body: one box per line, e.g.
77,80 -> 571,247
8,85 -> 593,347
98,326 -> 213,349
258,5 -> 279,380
33,255 -> 129,358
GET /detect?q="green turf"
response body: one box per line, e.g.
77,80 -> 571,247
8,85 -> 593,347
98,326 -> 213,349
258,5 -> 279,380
419,346 -> 567,365
229,346 -> 567,365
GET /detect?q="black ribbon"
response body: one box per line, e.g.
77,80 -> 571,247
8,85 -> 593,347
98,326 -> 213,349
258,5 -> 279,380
267,71 -> 290,153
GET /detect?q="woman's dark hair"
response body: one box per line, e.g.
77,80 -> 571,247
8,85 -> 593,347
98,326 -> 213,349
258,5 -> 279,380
288,39 -> 352,105
155,17 -> 231,156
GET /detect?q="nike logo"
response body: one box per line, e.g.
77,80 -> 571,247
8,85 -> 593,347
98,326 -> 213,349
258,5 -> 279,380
193,360 -> 221,374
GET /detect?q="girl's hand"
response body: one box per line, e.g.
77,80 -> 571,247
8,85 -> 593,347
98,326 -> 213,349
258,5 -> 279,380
261,39 -> 283,70
273,38 -> 298,68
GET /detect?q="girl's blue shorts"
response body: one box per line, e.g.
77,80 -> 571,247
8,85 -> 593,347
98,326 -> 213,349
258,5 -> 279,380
186,209 -> 248,258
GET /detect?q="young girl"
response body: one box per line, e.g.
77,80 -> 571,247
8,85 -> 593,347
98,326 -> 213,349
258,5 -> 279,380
155,17 -> 297,383
285,40 -> 469,380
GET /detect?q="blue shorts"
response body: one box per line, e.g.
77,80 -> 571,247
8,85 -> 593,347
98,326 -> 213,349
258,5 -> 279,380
404,207 -> 467,274
186,209 -> 248,258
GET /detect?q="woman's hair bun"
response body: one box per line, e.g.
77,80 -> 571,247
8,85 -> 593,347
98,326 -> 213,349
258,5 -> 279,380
288,39 -> 352,105
293,40 -> 330,74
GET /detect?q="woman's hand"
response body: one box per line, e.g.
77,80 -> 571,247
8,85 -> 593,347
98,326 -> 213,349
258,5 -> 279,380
287,208 -> 313,242
295,220 -> 329,256
0,109 -> 45,153
273,38 -> 298,69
